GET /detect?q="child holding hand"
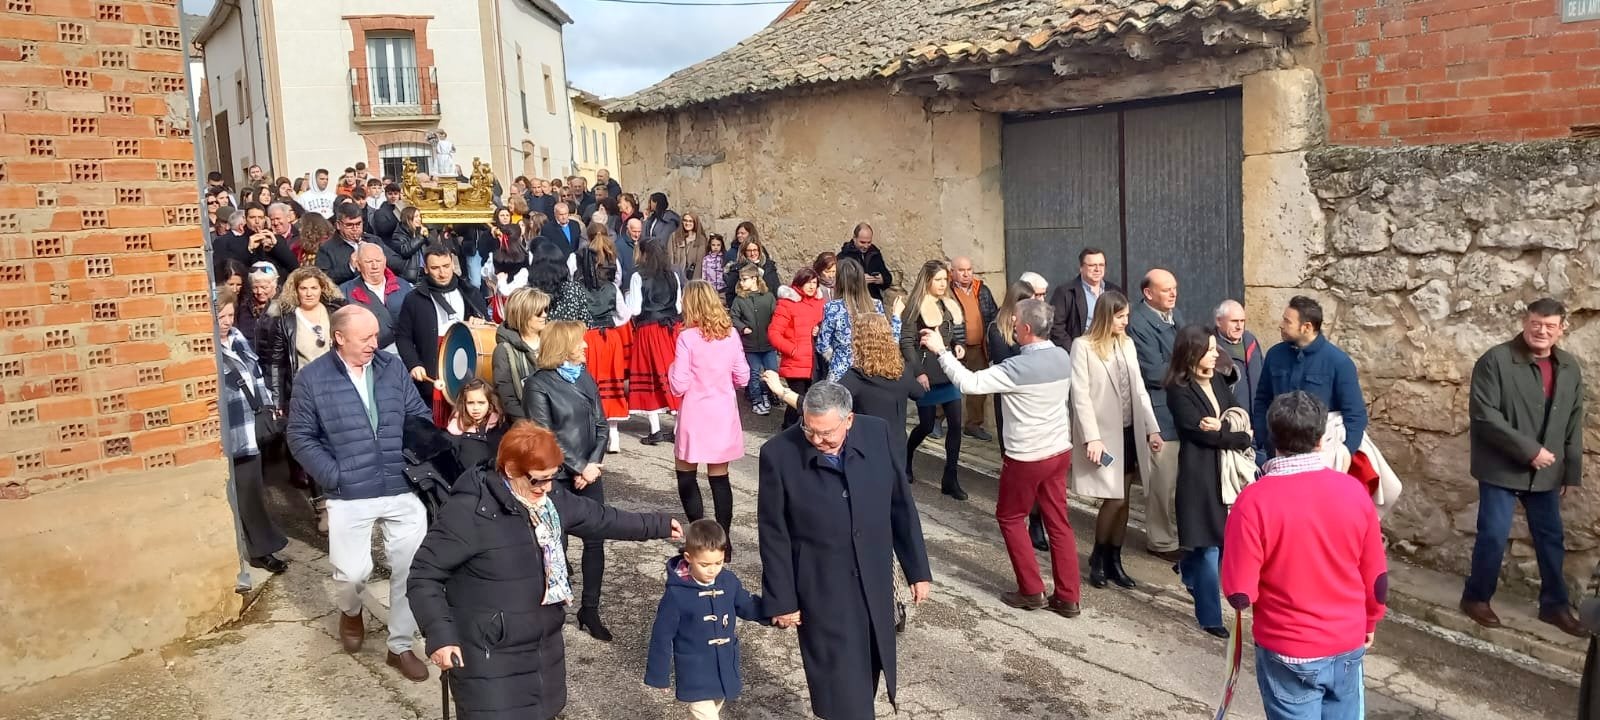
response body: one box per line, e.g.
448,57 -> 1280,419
645,520 -> 769,719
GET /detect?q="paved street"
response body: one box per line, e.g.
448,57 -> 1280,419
3,410 -> 1579,720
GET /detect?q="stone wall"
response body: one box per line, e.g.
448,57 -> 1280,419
617,86 -> 1006,288
1304,139 -> 1600,590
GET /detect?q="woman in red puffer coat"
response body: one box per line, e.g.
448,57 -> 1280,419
767,267 -> 827,428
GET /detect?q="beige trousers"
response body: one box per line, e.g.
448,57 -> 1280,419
1144,439 -> 1182,552
686,699 -> 725,719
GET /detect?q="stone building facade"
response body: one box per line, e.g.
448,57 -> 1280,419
0,0 -> 237,690
612,0 -> 1600,594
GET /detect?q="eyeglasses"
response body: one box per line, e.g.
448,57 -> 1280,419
312,324 -> 327,349
801,419 -> 848,439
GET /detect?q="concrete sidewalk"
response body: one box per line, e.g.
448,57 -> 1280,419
928,432 -> 1589,684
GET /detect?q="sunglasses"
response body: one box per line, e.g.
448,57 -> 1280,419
312,324 -> 327,349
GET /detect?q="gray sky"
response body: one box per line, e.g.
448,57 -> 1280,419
180,0 -> 777,100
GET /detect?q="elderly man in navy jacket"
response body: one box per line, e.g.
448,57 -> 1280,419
758,381 -> 932,720
1252,295 -> 1367,461
286,304 -> 434,683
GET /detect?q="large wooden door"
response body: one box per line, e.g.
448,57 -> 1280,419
1001,91 -> 1243,324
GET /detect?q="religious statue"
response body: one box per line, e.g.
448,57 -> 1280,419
400,155 -> 495,223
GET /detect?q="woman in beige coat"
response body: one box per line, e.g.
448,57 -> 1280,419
1069,291 -> 1164,589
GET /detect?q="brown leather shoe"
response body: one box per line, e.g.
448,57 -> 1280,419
338,611 -> 365,652
387,650 -> 430,682
1047,596 -> 1081,618
1540,606 -> 1586,638
1001,591 -> 1047,610
1459,599 -> 1502,629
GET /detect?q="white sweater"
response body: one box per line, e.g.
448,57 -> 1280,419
937,340 -> 1073,462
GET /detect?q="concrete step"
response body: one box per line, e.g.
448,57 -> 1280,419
916,433 -> 1588,685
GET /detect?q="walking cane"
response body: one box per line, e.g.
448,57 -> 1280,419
1577,561 -> 1600,719
441,649 -> 462,720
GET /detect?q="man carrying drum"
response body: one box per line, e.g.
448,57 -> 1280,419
395,244 -> 490,424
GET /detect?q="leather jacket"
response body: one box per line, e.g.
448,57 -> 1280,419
521,368 -> 607,480
265,299 -> 346,413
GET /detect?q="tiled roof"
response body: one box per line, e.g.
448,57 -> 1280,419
607,0 -> 1309,118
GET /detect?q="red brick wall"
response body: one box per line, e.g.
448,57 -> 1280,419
0,0 -> 221,498
1323,0 -> 1600,144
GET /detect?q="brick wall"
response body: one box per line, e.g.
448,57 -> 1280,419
1323,0 -> 1600,144
0,0 -> 221,499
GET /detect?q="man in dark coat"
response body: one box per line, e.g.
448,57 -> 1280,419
284,305 -> 433,682
317,201 -> 407,285
368,183 -> 403,242
1127,268 -> 1184,562
1048,247 -> 1122,349
540,201 -> 585,254
758,381 -> 932,720
395,245 -> 489,403
1213,299 -> 1263,411
835,222 -> 893,301
1461,298 -> 1585,636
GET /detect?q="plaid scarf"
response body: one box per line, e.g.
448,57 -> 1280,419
219,328 -> 273,458
1261,451 -> 1325,478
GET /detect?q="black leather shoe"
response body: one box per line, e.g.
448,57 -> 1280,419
249,554 -> 288,574
1203,625 -> 1230,639
577,607 -> 614,642
1087,544 -> 1108,588
640,431 -> 666,446
1106,545 -> 1137,589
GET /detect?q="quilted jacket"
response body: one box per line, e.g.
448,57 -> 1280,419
285,349 -> 431,500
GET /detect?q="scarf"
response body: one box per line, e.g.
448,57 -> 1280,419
425,274 -> 460,293
506,478 -> 573,606
556,362 -> 582,384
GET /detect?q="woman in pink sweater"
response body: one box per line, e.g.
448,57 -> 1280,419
1222,390 -> 1387,720
668,280 -> 752,558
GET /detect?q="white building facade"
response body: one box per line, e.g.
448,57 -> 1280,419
195,0 -> 574,184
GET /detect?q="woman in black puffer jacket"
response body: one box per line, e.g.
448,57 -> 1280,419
409,422 -> 679,720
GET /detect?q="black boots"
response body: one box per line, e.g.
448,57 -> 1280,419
576,607 -> 613,642
709,474 -> 733,561
941,473 -> 968,501
1028,509 -> 1049,552
675,470 -> 703,521
1088,543 -> 1137,589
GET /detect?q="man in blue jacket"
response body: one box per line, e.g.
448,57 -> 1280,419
1252,295 -> 1367,461
286,305 -> 434,683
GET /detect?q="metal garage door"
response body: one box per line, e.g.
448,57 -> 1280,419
1001,91 -> 1243,325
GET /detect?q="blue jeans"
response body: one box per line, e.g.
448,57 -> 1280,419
1179,546 -> 1222,628
1463,482 -> 1570,611
463,252 -> 484,292
745,351 -> 779,403
1255,646 -> 1366,720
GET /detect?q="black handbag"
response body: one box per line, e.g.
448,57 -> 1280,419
222,356 -> 282,446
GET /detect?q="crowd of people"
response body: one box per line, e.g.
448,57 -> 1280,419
206,160 -> 1585,720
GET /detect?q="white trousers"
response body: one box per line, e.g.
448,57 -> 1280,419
327,493 -> 427,653
686,699 -> 724,719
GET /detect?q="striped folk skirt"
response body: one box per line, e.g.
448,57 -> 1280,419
585,323 -> 633,421
627,320 -> 682,413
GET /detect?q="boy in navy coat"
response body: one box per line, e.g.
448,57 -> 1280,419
646,520 -> 768,718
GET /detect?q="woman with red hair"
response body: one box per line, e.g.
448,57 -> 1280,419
409,421 -> 681,719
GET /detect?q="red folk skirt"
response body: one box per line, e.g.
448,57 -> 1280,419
585,323 -> 633,421
627,319 -> 681,413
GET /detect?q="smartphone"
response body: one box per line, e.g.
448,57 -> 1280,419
1097,450 -> 1115,467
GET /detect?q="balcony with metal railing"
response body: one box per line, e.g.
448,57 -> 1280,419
349,66 -> 441,123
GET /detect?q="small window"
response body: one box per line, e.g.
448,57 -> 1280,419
581,127 -> 588,163
516,45 -> 528,132
379,141 -> 432,180
366,33 -> 420,109
542,64 -> 555,115
601,133 -> 608,165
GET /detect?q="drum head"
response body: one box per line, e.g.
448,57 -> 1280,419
438,322 -> 478,400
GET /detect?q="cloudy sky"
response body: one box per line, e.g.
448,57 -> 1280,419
181,0 -> 779,100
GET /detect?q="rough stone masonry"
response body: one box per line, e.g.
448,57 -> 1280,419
1301,139 -> 1600,593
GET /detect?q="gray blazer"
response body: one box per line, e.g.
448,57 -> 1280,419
1469,335 -> 1584,492
1127,300 -> 1183,439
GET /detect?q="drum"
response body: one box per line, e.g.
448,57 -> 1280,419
472,323 -> 498,381
437,322 -> 479,401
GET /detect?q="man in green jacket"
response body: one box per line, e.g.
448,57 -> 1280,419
1461,298 -> 1585,636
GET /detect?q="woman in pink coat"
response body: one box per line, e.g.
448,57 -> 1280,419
669,279 -> 751,558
